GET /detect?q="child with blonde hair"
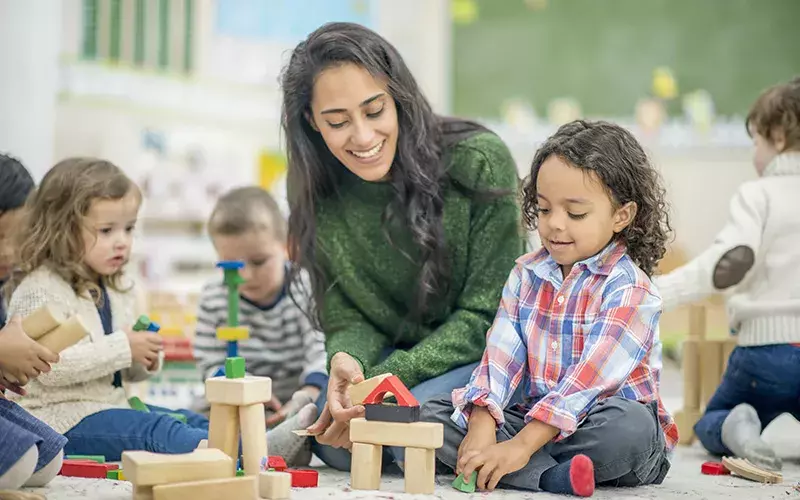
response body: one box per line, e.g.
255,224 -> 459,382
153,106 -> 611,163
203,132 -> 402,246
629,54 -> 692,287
7,158 -> 310,460
422,121 -> 676,496
656,77 -> 800,470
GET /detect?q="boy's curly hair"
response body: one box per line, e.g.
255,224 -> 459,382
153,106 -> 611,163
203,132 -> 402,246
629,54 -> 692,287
9,158 -> 140,302
521,120 -> 671,276
746,77 -> 800,151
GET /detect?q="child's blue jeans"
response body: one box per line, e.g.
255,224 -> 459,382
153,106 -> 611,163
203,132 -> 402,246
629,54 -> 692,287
694,344 -> 800,455
63,405 -> 208,461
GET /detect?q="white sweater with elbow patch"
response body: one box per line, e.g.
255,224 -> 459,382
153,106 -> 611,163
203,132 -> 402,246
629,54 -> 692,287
655,152 -> 800,346
6,266 -> 159,434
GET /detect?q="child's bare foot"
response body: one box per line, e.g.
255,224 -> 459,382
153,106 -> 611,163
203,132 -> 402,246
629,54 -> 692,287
721,403 -> 782,471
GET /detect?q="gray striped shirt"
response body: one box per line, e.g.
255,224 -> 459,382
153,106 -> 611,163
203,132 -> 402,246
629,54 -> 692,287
193,269 -> 327,404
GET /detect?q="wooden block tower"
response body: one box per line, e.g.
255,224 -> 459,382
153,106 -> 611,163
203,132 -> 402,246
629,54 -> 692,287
348,375 -> 443,495
205,261 -> 272,477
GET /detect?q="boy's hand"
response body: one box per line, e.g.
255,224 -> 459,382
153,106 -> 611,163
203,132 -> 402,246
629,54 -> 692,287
459,439 -> 533,491
0,316 -> 59,386
456,406 -> 497,474
125,329 -> 162,367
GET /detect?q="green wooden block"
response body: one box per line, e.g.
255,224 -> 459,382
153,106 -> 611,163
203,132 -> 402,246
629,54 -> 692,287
67,455 -> 106,464
128,396 -> 150,412
452,472 -> 477,493
166,412 -> 188,424
106,469 -> 120,480
236,468 -> 245,477
225,357 -> 246,379
133,315 -> 151,332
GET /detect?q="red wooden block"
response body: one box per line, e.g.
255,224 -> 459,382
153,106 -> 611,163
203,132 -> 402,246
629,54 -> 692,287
361,375 -> 419,407
60,460 -> 117,478
701,461 -> 730,475
286,468 -> 318,487
268,456 -> 287,471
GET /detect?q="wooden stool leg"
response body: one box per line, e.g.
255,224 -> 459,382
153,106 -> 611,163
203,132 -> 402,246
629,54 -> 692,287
208,404 -> 239,474
404,447 -> 436,495
351,443 -> 382,490
239,403 -> 268,475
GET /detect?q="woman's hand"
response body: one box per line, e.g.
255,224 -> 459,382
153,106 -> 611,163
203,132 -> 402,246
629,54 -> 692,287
0,316 -> 59,386
305,352 -> 365,449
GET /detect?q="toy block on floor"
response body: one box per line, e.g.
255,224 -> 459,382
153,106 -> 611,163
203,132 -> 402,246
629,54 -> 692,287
365,403 -> 420,423
37,315 -> 90,353
452,471 -> 477,492
286,468 -> 318,487
350,418 -> 443,449
267,456 -> 286,471
121,449 -> 233,487
404,447 -> 436,495
65,455 -> 105,463
208,404 -> 240,470
59,460 -> 112,478
216,326 -> 249,342
21,303 -> 69,339
205,376 -> 272,406
259,471 -> 291,499
225,356 -> 246,379
362,375 -> 418,407
107,470 -> 121,480
347,373 -> 393,405
129,396 -> 150,412
721,457 -> 782,484
351,443 -> 382,490
133,485 -> 153,500
152,476 -> 257,500
240,403 -> 268,475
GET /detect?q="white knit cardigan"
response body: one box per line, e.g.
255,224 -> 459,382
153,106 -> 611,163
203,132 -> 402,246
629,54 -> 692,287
6,266 -> 159,434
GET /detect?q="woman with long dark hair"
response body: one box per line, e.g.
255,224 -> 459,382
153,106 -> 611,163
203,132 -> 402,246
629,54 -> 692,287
281,22 -> 523,469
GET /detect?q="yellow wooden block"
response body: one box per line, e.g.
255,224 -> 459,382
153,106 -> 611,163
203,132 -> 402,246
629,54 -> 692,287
351,442 -> 382,491
133,485 -> 154,500
205,376 -> 272,406
404,447 -> 436,495
258,471 -> 291,499
22,303 -> 69,339
153,476 -> 257,500
208,404 -> 239,470
37,315 -> 90,353
216,326 -> 249,341
239,403 -> 268,476
121,448 -> 233,487
350,418 -> 443,449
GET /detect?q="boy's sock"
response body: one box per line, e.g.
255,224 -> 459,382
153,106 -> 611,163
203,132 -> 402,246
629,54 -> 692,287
266,403 -> 317,466
0,445 -> 37,490
540,454 -> 595,497
721,403 -> 782,471
24,449 -> 63,487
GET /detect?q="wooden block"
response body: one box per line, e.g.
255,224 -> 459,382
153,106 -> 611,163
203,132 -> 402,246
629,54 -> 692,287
362,375 -> 418,407
121,448 -> 233,487
153,476 -> 256,500
682,338 -> 701,411
350,418 -> 443,449
59,461 -> 108,478
205,376 -> 272,405
65,454 -> 105,463
348,373 -> 393,405
216,326 -> 250,341
286,469 -> 318,487
452,471 -> 477,492
673,409 -> 701,446
365,403 -> 420,423
700,340 -> 723,408
225,356 -> 246,379
239,403 -> 268,476
208,404 -> 239,471
404,447 -> 436,495
22,304 -> 68,339
37,315 -> 90,353
350,442 -> 382,491
267,456 -> 286,471
259,471 -> 291,499
133,485 -> 153,500
722,457 -> 782,484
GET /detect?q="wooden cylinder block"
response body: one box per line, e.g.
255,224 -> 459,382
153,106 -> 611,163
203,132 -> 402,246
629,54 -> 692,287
37,315 -> 89,353
22,304 -> 69,339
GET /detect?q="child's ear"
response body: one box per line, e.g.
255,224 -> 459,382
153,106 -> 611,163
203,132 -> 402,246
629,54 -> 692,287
773,128 -> 786,151
613,201 -> 637,233
305,111 -> 319,132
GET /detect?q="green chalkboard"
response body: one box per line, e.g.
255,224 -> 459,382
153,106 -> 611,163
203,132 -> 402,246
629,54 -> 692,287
453,0 -> 800,119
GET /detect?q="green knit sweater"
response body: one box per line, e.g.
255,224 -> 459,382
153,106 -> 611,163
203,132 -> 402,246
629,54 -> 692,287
316,130 -> 523,388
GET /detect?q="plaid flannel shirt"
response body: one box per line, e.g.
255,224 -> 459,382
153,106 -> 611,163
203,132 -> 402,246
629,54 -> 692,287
451,240 -> 678,450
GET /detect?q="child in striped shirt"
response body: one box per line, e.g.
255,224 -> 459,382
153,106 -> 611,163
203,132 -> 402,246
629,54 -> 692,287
422,121 -> 676,496
193,186 -> 327,464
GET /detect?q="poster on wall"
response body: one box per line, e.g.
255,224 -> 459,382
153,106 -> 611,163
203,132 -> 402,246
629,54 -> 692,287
210,0 -> 375,85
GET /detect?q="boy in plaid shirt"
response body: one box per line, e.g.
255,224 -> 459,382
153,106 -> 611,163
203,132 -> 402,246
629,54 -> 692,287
422,121 -> 676,496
